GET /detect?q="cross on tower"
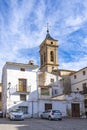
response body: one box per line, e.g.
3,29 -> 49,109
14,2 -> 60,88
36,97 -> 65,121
46,22 -> 51,33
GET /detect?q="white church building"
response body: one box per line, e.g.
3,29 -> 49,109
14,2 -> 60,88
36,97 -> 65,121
1,29 -> 86,118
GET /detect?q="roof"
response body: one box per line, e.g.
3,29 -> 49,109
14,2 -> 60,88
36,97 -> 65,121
45,29 -> 57,41
5,62 -> 39,69
70,66 -> 87,76
59,69 -> 76,72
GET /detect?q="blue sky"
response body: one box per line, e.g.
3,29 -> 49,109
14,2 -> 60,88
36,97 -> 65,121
0,0 -> 87,81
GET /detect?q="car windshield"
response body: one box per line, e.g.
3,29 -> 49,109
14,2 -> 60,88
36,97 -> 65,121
52,110 -> 61,113
10,109 -> 22,113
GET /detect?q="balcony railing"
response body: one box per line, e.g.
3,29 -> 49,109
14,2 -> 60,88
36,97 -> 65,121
16,86 -> 31,93
80,89 -> 87,94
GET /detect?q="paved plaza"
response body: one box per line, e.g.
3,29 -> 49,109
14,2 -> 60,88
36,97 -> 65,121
0,118 -> 87,130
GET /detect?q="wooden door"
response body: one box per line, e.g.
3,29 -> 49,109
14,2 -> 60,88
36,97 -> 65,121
72,103 -> 80,117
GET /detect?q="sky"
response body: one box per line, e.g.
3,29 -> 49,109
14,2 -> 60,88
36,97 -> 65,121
0,0 -> 87,81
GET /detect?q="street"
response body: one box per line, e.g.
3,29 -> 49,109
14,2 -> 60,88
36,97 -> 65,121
0,118 -> 87,130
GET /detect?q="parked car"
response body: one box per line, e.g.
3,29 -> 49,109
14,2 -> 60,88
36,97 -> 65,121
8,109 -> 24,121
0,111 -> 3,117
40,110 -> 62,120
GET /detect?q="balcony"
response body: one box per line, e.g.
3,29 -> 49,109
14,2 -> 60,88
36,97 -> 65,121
16,86 -> 31,94
38,87 -> 51,99
80,89 -> 87,94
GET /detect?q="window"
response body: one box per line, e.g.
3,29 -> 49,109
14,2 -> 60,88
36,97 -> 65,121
18,79 -> 27,92
44,52 -> 46,63
0,92 -> 1,101
51,42 -> 53,44
20,94 -> 26,101
20,68 -> 25,71
83,83 -> 87,94
41,88 -> 50,95
54,89 -> 58,94
50,51 -> 54,62
83,71 -> 86,75
50,78 -> 54,83
84,99 -> 87,108
74,75 -> 77,79
83,83 -> 86,90
19,106 -> 28,114
41,55 -> 43,65
52,89 -> 58,96
45,103 -> 52,110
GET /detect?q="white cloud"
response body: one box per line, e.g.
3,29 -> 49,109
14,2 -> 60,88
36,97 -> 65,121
59,55 -> 87,71
1,0 -> 87,82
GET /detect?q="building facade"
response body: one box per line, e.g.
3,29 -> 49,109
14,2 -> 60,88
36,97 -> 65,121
2,61 -> 39,117
0,83 -> 2,110
40,29 -> 58,73
70,67 -> 87,117
1,29 -> 86,118
38,29 -> 85,117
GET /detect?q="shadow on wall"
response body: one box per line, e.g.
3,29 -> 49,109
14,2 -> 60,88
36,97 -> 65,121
5,89 -> 39,118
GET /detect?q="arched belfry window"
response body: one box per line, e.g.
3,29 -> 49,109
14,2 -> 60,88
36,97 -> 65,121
50,51 -> 54,62
44,52 -> 46,63
41,55 -> 43,65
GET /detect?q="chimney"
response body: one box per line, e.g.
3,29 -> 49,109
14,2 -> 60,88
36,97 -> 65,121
28,60 -> 34,65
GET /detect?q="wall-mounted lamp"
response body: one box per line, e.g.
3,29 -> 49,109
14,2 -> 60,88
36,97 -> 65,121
7,82 -> 11,98
8,82 -> 11,89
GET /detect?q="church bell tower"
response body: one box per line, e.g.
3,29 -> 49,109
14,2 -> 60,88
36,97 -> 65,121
40,27 -> 59,73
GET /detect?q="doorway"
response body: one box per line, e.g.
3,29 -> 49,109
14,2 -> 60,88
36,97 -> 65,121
71,103 -> 80,117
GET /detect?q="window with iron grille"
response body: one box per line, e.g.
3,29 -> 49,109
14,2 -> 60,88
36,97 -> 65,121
19,106 -> 28,114
20,94 -> 26,101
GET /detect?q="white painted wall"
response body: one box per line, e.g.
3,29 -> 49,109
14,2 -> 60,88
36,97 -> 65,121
71,67 -> 87,92
52,100 -> 66,116
2,62 -> 39,117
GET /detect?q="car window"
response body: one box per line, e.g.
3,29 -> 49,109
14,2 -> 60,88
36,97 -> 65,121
10,109 -> 23,113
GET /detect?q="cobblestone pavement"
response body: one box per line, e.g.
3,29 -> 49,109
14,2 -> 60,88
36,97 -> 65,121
0,118 -> 87,130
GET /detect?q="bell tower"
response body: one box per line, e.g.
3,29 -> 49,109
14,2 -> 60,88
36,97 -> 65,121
40,28 -> 59,73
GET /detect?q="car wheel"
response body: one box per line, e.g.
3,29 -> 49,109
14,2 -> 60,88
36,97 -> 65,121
48,116 -> 52,120
58,118 -> 62,121
10,118 -> 12,121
